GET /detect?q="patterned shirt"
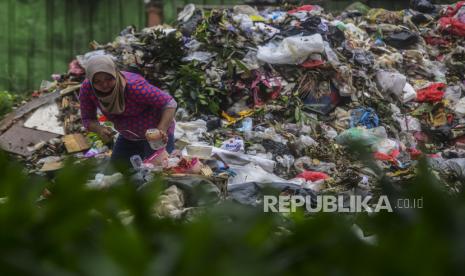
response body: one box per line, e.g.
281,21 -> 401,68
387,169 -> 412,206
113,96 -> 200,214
79,71 -> 176,140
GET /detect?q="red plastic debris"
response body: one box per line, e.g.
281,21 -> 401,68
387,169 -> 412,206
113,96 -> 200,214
447,114 -> 454,125
251,72 -> 282,106
288,5 -> 316,14
416,83 -> 446,103
98,115 -> 108,123
296,171 -> 329,182
171,158 -> 201,174
301,59 -> 325,68
424,36 -> 451,46
68,60 -> 85,76
438,1 -> 465,37
374,149 -> 400,163
407,148 -> 423,160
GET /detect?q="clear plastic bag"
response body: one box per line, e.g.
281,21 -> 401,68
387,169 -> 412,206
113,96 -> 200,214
257,34 -> 324,64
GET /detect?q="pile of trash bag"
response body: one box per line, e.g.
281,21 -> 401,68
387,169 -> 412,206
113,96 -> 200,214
3,1 -> 465,215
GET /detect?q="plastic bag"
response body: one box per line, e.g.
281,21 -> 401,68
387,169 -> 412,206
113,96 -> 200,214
336,127 -> 388,146
350,107 -> 379,129
276,155 -> 295,173
257,34 -> 324,65
182,51 -> 216,63
402,83 -> 417,103
233,5 -> 259,16
385,31 -> 419,49
438,2 -> 465,37
444,86 -> 463,104
178,6 -> 203,36
294,157 -> 336,174
321,124 -> 338,139
395,115 -> 422,132
296,171 -> 329,182
87,173 -> 123,189
253,22 -> 280,38
174,120 -> 207,142
296,135 -> 318,152
324,41 -> 340,67
228,163 -> 285,185
454,97 -> 465,117
376,70 -> 407,97
301,81 -> 341,115
416,83 -> 446,102
144,148 -> 169,167
411,0 -> 435,13
375,139 -> 399,154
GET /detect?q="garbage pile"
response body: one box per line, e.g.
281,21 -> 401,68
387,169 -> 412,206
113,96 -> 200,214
2,1 -> 465,214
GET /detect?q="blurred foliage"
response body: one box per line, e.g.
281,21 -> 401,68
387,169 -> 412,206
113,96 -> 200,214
0,91 -> 17,118
1,145 -> 465,276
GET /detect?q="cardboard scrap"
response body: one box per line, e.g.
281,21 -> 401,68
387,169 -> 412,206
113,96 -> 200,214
63,134 -> 90,153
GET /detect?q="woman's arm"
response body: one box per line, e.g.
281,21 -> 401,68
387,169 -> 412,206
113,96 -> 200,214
79,82 -> 114,142
135,77 -> 177,133
157,106 -> 176,133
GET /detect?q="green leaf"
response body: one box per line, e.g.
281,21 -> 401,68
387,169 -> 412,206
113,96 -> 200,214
208,100 -> 220,114
294,106 -> 302,123
233,59 -> 250,75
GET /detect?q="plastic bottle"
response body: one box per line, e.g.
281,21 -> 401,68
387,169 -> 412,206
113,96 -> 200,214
130,155 -> 143,170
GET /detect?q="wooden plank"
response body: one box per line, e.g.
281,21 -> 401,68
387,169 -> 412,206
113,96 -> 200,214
40,161 -> 63,172
0,90 -> 61,133
0,124 -> 59,157
60,84 -> 82,96
62,134 -> 90,153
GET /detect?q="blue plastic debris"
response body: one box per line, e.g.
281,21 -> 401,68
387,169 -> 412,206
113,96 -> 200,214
350,107 -> 380,129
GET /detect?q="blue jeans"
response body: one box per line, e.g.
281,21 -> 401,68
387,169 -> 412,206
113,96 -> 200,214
111,134 -> 174,167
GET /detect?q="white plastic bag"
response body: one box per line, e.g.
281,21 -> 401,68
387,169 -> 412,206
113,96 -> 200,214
395,115 -> 422,132
324,41 -> 340,67
174,120 -> 207,142
454,97 -> 465,117
257,34 -> 324,64
296,135 -> 318,152
376,70 -> 407,97
182,51 -> 216,63
375,139 -> 398,154
402,83 -> 417,103
445,86 -> 463,105
228,163 -> 285,185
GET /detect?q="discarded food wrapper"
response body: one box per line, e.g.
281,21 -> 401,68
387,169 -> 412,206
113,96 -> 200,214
185,145 -> 213,159
221,137 -> 245,152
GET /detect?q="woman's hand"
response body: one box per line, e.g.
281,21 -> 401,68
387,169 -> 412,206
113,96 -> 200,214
96,125 -> 114,142
146,128 -> 168,144
159,129 -> 168,144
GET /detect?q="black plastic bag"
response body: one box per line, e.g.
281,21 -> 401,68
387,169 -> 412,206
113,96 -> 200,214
410,0 -> 435,14
385,31 -> 419,49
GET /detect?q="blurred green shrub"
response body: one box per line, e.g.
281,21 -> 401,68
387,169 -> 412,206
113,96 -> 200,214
0,91 -> 16,118
0,149 -> 464,275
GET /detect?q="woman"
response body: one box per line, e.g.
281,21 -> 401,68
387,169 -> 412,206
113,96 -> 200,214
79,55 -> 177,166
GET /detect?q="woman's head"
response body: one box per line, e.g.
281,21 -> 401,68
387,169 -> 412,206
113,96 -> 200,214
84,55 -> 127,114
92,72 -> 116,93
85,55 -> 118,93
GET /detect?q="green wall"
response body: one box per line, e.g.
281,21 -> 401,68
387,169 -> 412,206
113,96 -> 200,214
1,0 -> 457,93
0,0 -> 146,94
